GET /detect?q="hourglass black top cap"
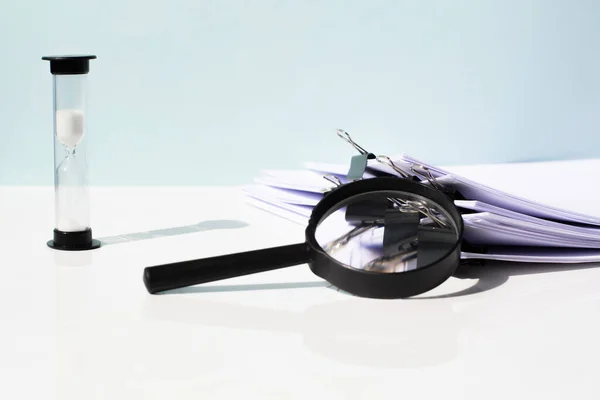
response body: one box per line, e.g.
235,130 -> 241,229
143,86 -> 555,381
42,55 -> 97,75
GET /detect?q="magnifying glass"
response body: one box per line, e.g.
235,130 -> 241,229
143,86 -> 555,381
143,177 -> 465,298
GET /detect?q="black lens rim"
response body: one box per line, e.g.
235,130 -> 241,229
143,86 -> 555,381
304,177 -> 464,299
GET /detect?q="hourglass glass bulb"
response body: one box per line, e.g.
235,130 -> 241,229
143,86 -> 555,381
56,109 -> 84,149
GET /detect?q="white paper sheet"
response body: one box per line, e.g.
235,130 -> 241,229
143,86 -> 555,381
455,200 -> 600,235
461,247 -> 600,264
399,155 -> 600,226
303,161 -> 379,178
243,185 -> 323,206
462,217 -> 600,248
246,154 -> 600,263
254,172 -> 333,194
244,197 -> 309,226
244,191 -> 313,218
462,211 -> 600,241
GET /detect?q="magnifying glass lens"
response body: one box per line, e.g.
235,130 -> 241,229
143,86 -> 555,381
314,190 -> 460,274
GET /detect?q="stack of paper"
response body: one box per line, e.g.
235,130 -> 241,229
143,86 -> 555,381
244,152 -> 600,264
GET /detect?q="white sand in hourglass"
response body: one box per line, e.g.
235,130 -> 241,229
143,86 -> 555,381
55,109 -> 90,232
56,109 -> 84,149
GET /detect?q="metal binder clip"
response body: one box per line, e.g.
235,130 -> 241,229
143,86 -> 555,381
375,155 -> 411,179
408,162 -> 466,201
323,174 -> 343,188
416,224 -> 460,268
410,164 -> 443,190
389,198 -> 449,228
325,168 -> 448,228
322,224 -> 373,254
342,193 -> 449,229
382,209 -> 420,256
336,129 -> 374,158
405,200 -> 449,228
345,196 -> 393,225
324,173 -> 402,225
336,129 -> 376,181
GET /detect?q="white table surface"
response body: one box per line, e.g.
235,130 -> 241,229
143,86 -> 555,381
3,158 -> 600,400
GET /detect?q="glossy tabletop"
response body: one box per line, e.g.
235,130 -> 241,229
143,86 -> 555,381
3,158 -> 600,399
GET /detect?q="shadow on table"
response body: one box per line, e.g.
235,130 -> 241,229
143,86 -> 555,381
97,219 -> 249,246
165,281 -> 330,294
143,262 -> 600,370
413,260 -> 600,300
53,220 -> 249,267
160,259 -> 600,299
143,261 -> 600,372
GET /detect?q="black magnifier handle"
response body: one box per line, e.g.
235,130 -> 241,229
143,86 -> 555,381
143,243 -> 312,294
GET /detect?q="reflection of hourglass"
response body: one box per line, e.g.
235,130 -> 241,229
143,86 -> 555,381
43,55 -> 101,251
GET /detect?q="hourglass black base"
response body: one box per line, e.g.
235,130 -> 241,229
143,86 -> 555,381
47,229 -> 101,251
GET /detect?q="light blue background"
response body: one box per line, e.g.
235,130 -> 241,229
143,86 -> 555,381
1,0 -> 599,186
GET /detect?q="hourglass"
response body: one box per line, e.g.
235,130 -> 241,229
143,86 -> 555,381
43,55 -> 101,251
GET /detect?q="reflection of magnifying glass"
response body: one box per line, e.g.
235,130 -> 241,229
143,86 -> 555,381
143,296 -> 461,369
143,177 -> 465,298
143,266 -> 595,371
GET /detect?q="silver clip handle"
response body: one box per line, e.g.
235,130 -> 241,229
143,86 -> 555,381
410,164 -> 443,191
336,129 -> 370,155
323,174 -> 343,187
375,155 -> 411,179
